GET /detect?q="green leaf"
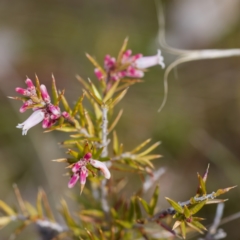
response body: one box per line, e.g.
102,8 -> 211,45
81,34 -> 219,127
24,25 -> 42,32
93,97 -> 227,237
128,198 -> 135,222
76,75 -> 91,90
165,197 -> 183,214
191,221 -> 207,231
72,93 -> 85,117
110,88 -> 128,107
84,110 -> 95,136
60,91 -> 71,113
117,37 -> 129,64
88,78 -> 102,101
172,220 -> 181,230
51,74 -> 59,105
138,197 -> 150,214
85,53 -> 105,76
60,199 -> 76,227
103,80 -> 120,103
134,197 -> 142,220
214,186 -> 237,198
113,131 -> 119,155
67,149 -> 79,159
80,209 -> 104,218
41,189 -> 55,222
131,139 -> 151,154
180,221 -> 186,239
149,185 -> 159,215
108,109 -> 123,134
0,216 -> 11,227
0,200 -> 15,216
197,173 -> 207,196
137,141 -> 161,157
25,201 -> 38,216
35,74 -> 41,99
89,90 -> 103,105
115,220 -> 133,229
189,200 -> 206,215
83,142 -> 91,155
183,205 -> 191,218
36,190 -> 43,219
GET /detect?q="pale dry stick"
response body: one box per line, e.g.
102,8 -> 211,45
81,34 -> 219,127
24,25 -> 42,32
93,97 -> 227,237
100,105 -> 110,213
199,203 -> 226,240
155,0 -> 240,113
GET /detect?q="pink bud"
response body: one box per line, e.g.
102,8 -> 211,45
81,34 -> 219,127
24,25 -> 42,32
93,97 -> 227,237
84,152 -> 92,161
122,49 -> 132,62
94,68 -> 104,80
15,87 -> 29,96
40,85 -> 51,103
90,159 -> 111,179
104,55 -> 116,70
62,111 -> 70,119
42,115 -> 50,129
25,78 -> 34,88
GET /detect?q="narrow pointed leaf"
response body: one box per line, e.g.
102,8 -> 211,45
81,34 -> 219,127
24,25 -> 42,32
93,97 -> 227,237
88,78 -> 102,100
113,131 -> 119,155
128,198 -> 135,222
172,220 -> 181,230
191,221 -> 207,231
197,173 -> 207,195
134,197 -> 142,220
51,74 -> 59,105
84,110 -> 95,136
86,53 -> 105,75
25,201 -> 38,216
0,216 -> 11,227
36,190 -> 43,218
165,197 -> 183,213
72,93 -> 85,117
35,74 -> 41,99
108,109 -> 123,134
110,88 -> 128,107
76,75 -> 91,90
115,220 -> 133,229
183,205 -> 191,218
41,189 -> 55,222
103,80 -> 120,102
149,185 -> 159,215
189,200 -> 206,215
0,200 -> 15,216
60,92 -> 71,113
60,199 -> 76,227
67,149 -> 79,159
131,139 -> 151,154
117,37 -> 129,64
88,90 -> 103,105
137,141 -> 161,157
214,186 -> 237,197
181,221 -> 186,239
186,222 -> 204,234
138,197 -> 150,214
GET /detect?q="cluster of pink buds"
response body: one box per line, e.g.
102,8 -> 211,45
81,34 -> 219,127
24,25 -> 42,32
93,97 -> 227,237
15,78 -> 69,135
68,153 -> 111,193
94,49 -> 165,81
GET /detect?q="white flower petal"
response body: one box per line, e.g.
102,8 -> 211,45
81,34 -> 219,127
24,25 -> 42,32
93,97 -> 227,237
90,159 -> 111,179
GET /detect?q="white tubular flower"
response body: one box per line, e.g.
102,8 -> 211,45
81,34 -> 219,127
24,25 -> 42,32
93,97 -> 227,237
16,109 -> 45,135
135,49 -> 165,69
90,159 -> 111,179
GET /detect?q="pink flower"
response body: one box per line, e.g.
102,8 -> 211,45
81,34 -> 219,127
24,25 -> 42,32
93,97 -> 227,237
94,48 -> 165,82
15,77 -> 70,134
68,153 -> 111,193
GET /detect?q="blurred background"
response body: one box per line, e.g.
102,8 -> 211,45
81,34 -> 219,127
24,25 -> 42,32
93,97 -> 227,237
1,0 -> 240,239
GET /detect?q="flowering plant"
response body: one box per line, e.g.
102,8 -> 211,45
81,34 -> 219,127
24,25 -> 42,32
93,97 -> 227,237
1,38 -> 236,240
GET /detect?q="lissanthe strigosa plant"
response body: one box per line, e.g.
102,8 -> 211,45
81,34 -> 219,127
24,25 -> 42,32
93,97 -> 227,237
0,38 -> 235,240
